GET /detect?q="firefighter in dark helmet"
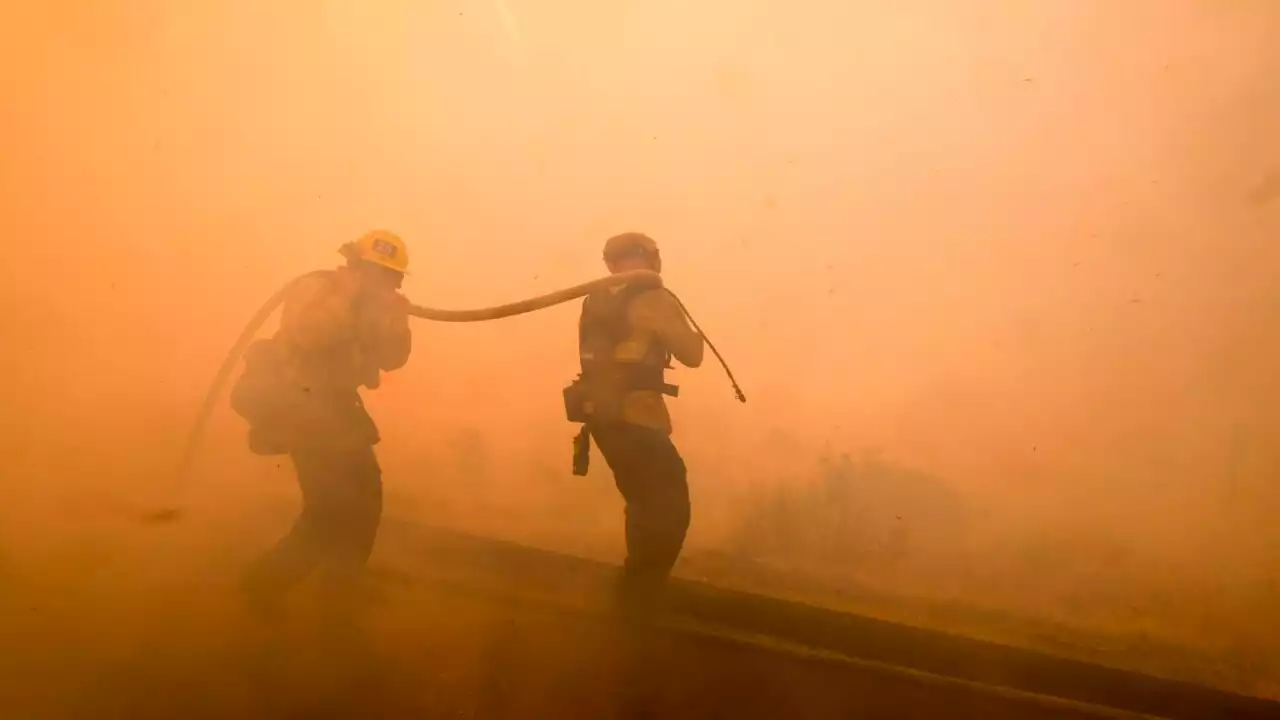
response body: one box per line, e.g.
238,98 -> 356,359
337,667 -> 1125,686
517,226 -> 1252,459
235,229 -> 412,618
566,232 -> 704,610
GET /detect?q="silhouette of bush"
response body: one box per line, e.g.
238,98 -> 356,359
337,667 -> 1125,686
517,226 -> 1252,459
727,450 -> 973,576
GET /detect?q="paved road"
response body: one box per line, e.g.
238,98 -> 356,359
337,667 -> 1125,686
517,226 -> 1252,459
19,583 -> 1154,719
4,521 -> 1275,719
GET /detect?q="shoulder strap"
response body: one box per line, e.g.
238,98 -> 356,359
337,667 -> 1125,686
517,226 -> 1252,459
579,282 -> 653,345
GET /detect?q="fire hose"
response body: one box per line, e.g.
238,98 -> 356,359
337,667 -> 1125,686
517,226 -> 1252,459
145,269 -> 745,523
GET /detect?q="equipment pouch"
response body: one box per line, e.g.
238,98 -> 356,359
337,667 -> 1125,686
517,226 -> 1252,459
231,339 -> 285,423
563,378 -> 589,424
564,373 -> 628,425
230,338 -> 299,456
247,425 -> 293,456
571,425 -> 591,476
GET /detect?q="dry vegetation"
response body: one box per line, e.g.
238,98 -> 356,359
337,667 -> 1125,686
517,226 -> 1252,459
704,451 -> 1280,698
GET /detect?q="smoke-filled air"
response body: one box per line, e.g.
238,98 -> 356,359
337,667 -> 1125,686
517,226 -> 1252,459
2,0 -> 1278,714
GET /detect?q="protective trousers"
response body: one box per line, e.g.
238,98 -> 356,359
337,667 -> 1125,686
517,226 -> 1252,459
243,443 -> 383,613
588,422 -> 691,603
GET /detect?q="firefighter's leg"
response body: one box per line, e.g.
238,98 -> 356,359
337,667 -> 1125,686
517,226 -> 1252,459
316,445 -> 384,616
242,450 -> 333,610
593,424 -> 692,599
626,429 -> 691,583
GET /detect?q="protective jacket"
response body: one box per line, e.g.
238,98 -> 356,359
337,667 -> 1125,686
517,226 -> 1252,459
566,282 -> 703,435
231,270 -> 411,454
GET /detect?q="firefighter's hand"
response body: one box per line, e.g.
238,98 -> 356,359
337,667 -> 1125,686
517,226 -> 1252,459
361,289 -> 409,320
386,291 -> 410,315
359,290 -> 411,365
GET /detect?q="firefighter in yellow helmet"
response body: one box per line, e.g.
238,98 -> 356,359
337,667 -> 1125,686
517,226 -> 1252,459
566,232 -> 704,612
236,229 -> 413,619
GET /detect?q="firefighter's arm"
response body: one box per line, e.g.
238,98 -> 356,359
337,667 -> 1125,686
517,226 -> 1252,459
360,292 -> 412,371
629,289 -> 705,368
278,275 -> 356,352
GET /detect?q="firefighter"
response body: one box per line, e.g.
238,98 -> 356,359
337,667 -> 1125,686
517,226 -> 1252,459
237,229 -> 412,619
566,232 -> 705,611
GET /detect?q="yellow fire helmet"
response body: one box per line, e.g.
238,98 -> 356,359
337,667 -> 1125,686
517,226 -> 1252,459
341,229 -> 410,274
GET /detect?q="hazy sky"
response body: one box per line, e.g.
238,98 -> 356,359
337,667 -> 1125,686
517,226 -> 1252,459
2,1 -> 1277,581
